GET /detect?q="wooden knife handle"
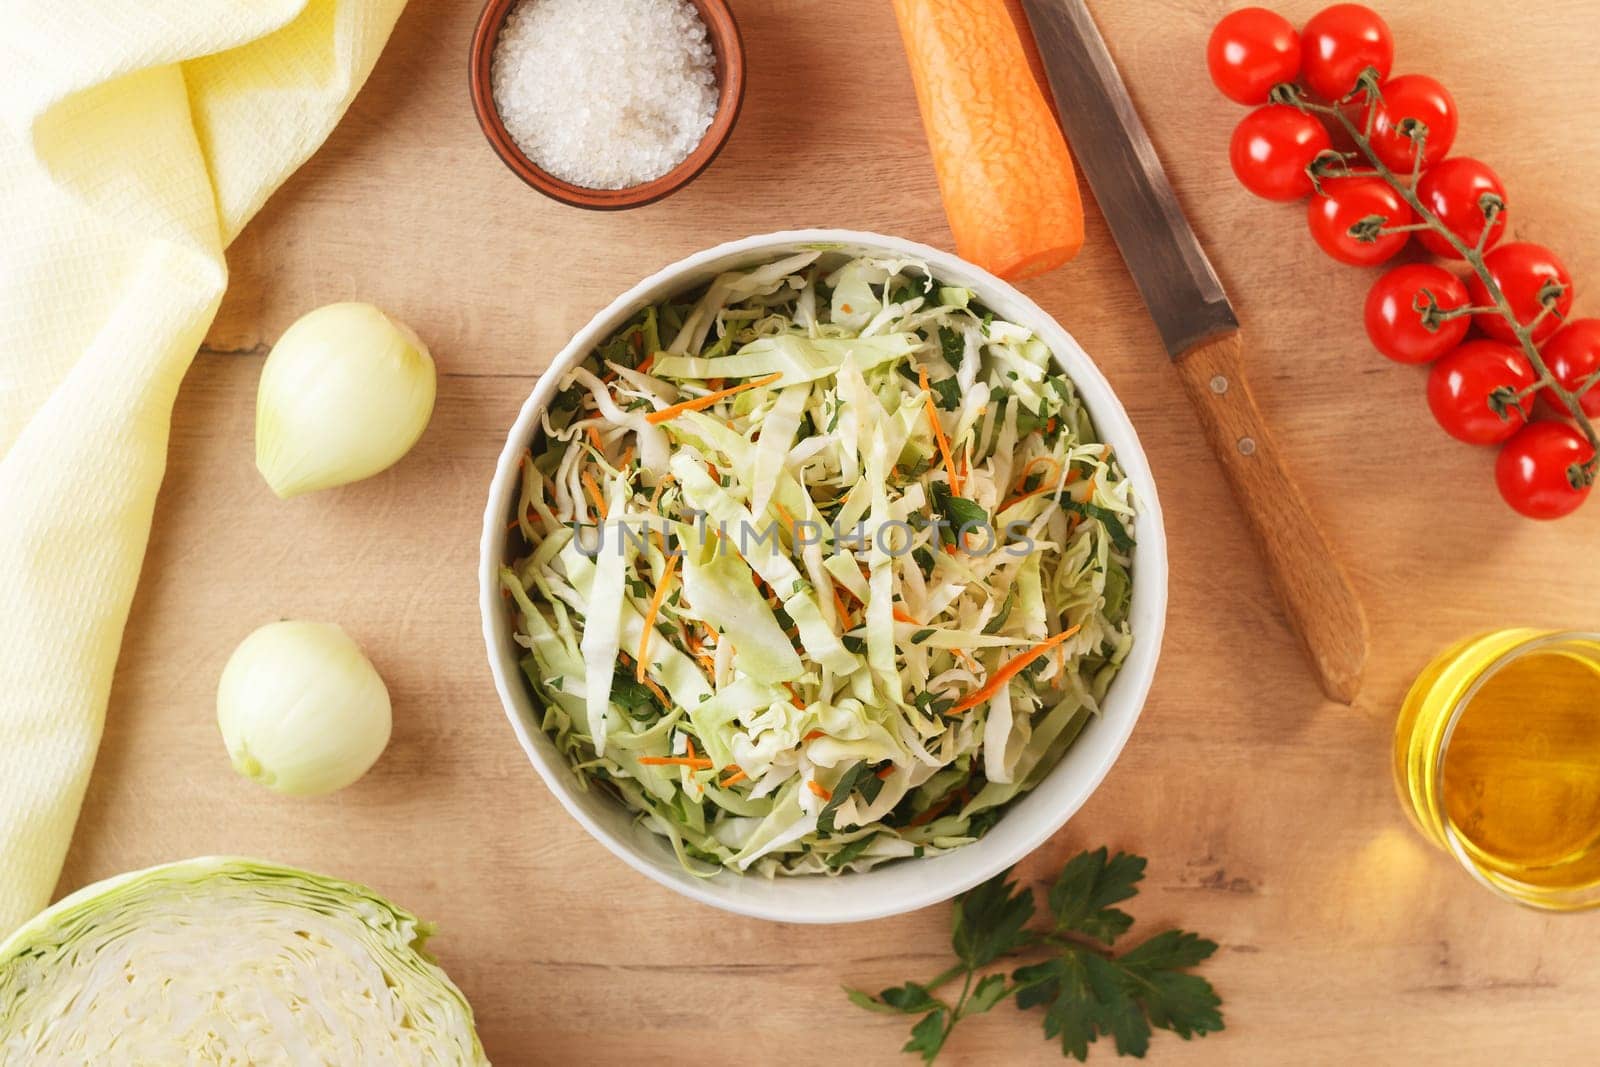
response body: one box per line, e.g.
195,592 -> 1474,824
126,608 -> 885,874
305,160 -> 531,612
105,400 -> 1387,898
1174,331 -> 1369,703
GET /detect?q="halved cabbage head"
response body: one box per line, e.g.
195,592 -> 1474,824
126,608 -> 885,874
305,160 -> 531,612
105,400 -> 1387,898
0,857 -> 486,1065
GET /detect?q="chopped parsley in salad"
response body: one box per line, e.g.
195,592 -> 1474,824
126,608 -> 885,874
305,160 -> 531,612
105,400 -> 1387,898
501,250 -> 1135,876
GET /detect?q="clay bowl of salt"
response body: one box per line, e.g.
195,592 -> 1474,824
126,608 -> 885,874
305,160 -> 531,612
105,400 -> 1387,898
470,0 -> 745,210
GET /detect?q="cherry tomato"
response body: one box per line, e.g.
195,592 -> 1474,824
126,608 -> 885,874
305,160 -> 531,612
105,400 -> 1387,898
1300,4 -> 1394,100
1495,421 -> 1594,519
1229,106 -> 1332,201
1427,340 -> 1538,445
1542,318 -> 1600,418
1465,242 -> 1574,343
1306,177 -> 1413,265
1368,75 -> 1457,172
1363,264 -> 1470,364
1414,157 -> 1507,259
1208,7 -> 1301,105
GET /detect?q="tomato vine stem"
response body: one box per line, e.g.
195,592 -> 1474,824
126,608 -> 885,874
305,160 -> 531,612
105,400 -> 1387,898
1280,76 -> 1599,482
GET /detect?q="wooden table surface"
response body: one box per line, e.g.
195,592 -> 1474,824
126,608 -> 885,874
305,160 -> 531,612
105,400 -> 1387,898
57,0 -> 1600,1062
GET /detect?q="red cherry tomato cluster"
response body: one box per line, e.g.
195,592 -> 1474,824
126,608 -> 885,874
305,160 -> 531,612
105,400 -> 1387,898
1208,4 -> 1597,519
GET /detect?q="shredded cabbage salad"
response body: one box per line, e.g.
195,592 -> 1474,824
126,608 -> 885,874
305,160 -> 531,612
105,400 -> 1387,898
502,250 -> 1136,876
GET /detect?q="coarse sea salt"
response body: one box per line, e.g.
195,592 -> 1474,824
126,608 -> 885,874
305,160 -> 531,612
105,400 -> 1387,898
491,0 -> 720,191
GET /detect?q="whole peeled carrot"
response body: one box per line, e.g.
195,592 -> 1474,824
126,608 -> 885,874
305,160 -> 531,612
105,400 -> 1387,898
892,0 -> 1085,281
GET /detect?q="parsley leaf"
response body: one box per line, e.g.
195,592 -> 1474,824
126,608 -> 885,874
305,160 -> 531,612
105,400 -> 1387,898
965,973 -> 1010,1016
929,481 -> 991,544
816,761 -> 885,836
937,325 -> 965,368
1013,930 -> 1222,1060
930,375 -> 963,410
982,590 -> 1016,635
608,663 -> 666,720
1048,847 -> 1143,945
844,850 -> 1223,1062
825,831 -> 881,870
952,871 -> 1035,968
903,1011 -> 950,1062
1059,499 -> 1135,552
883,982 -> 943,1014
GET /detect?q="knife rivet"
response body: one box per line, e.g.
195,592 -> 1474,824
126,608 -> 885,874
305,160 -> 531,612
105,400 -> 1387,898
1238,436 -> 1256,456
1210,375 -> 1228,395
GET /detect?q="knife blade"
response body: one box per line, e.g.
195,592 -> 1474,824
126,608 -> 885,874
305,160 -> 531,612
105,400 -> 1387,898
1019,0 -> 1369,703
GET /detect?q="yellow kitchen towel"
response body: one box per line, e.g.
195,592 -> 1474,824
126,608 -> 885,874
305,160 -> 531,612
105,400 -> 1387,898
0,0 -> 406,934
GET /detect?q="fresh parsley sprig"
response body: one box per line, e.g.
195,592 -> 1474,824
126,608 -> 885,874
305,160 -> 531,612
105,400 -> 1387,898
846,849 -> 1224,1062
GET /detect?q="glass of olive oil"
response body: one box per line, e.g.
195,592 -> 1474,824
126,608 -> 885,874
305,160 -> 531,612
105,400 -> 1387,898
1394,629 -> 1600,910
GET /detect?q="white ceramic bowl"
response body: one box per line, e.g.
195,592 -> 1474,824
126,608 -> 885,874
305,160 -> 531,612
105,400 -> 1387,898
480,230 -> 1167,924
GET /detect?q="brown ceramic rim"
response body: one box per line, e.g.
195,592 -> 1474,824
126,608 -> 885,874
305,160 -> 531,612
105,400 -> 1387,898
469,0 -> 746,210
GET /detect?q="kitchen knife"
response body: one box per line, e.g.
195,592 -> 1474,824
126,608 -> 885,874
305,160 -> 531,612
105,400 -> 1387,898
1019,0 -> 1369,703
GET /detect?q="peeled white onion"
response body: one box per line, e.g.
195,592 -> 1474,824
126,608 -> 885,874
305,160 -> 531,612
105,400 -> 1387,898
217,621 -> 393,796
255,302 -> 436,498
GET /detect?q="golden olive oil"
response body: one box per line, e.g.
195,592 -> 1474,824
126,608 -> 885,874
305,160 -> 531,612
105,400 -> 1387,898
1394,629 -> 1600,909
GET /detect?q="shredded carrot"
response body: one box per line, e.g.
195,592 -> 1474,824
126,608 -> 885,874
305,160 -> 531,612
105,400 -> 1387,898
618,445 -> 635,469
875,765 -> 896,780
998,483 -> 1053,513
582,470 -> 607,519
954,647 -> 978,672
909,794 -> 956,827
686,738 -> 697,759
638,756 -> 713,770
636,554 -> 679,681
807,780 -> 834,801
830,583 -> 852,629
948,625 -> 1081,715
787,684 -> 808,711
919,366 -> 962,496
1016,455 -> 1061,490
649,474 -> 676,512
720,768 -> 748,787
803,729 -> 826,742
706,461 -> 719,481
637,352 -> 655,374
586,426 -> 604,453
641,676 -> 671,708
1083,446 -> 1108,497
892,606 -> 920,625
645,372 -> 783,424
506,510 -> 543,532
